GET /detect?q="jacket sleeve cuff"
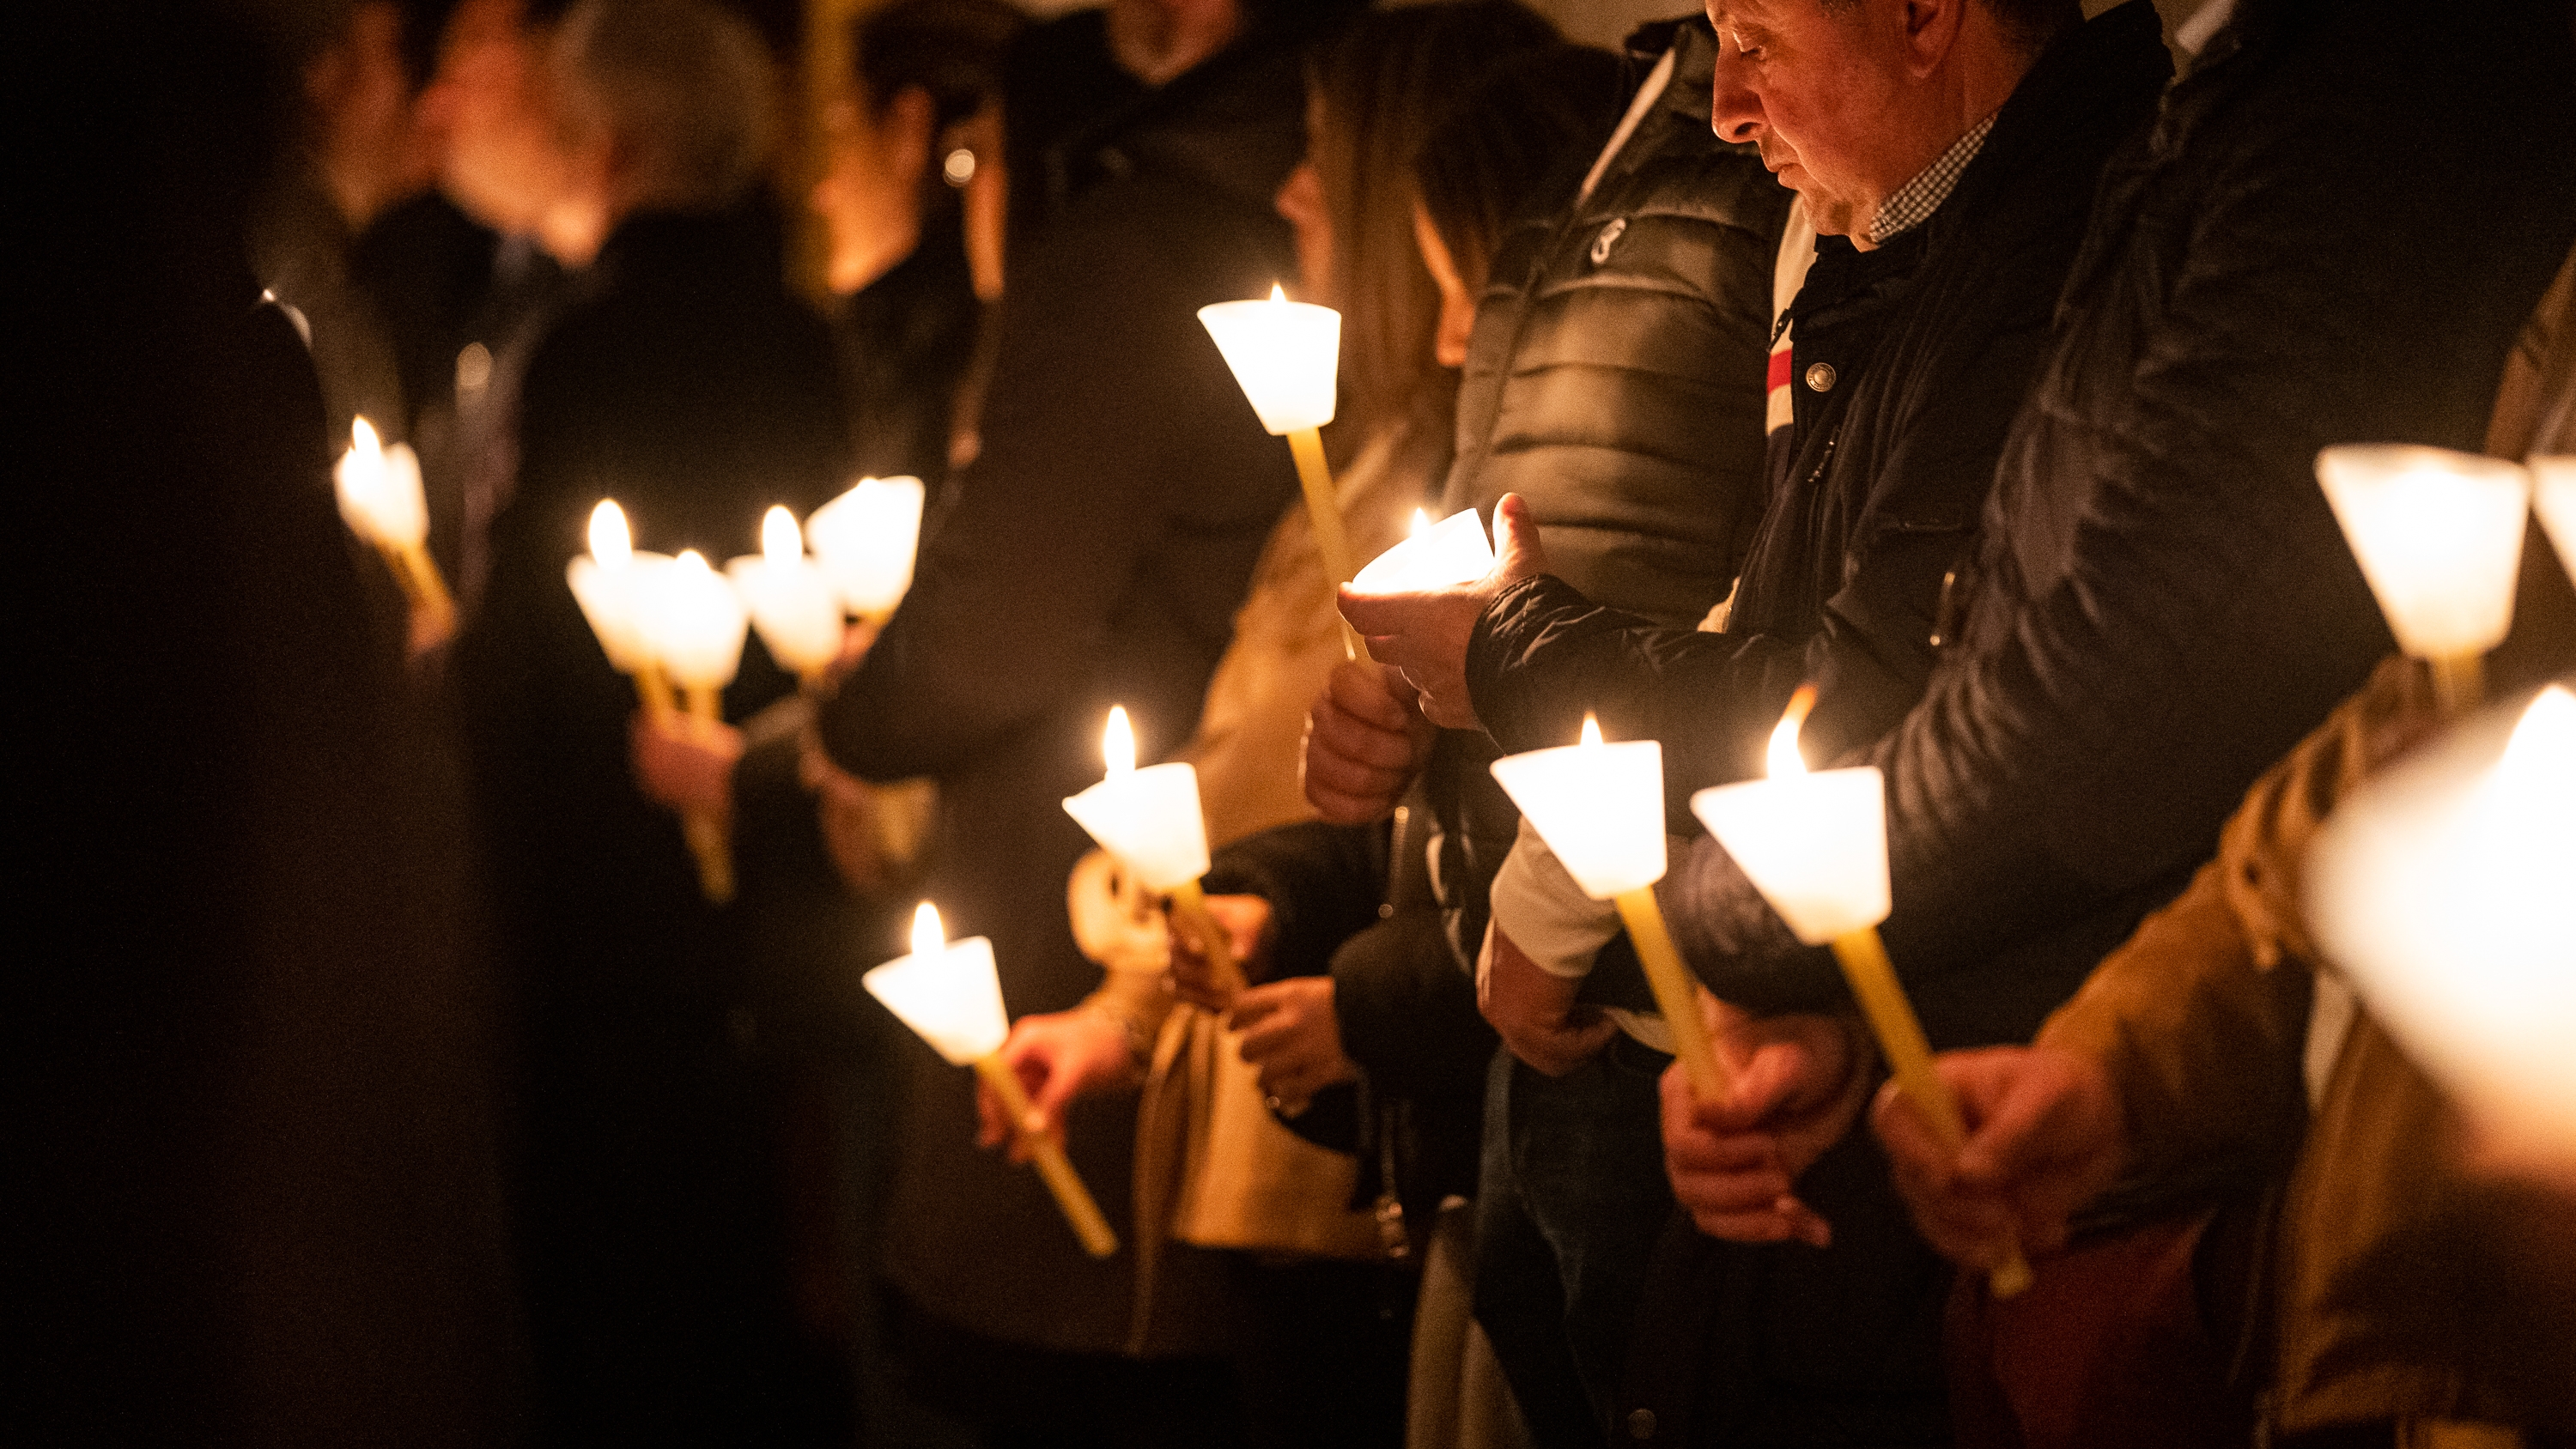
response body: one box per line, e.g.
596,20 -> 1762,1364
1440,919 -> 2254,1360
1488,819 -> 1619,979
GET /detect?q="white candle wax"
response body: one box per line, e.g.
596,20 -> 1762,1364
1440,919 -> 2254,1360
334,416 -> 429,548
1198,287 -> 1340,436
1691,767 -> 1892,946
806,476 -> 927,620
2316,445 -> 2531,660
1064,763 -> 1212,892
866,903 -> 1012,1065
1352,507 -> 1495,594
2309,683 -> 2576,1165
728,506 -> 843,678
1488,718 -> 1667,900
2531,455 -> 2575,578
639,549 -> 750,690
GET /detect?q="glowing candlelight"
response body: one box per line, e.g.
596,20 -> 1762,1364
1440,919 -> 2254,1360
566,499 -> 675,714
1199,287 -> 1358,594
866,903 -> 1119,1258
1692,687 -> 2032,1297
2310,683 -> 2576,1179
636,548 -> 748,905
1351,506 -> 1496,593
1062,707 -> 1242,1000
726,506 -> 844,686
334,416 -> 454,648
2532,456 -> 2575,577
2315,445 -> 2531,716
1488,715 -> 1728,1101
805,476 -> 927,623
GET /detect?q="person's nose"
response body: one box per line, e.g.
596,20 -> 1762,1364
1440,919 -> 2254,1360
1709,44 -> 1765,145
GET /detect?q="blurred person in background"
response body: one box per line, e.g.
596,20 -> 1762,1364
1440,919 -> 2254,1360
812,0 -> 1022,491
803,0 -> 1362,1440
448,0 -> 853,1439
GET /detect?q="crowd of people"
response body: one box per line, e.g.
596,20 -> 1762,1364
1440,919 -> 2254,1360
22,0 -> 2576,1446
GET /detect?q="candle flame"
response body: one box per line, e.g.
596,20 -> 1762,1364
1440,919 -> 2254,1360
1767,685 -> 1819,779
1268,282 -> 1286,303
1580,712 -> 1603,749
1410,507 -> 1431,539
2500,683 -> 2576,792
350,415 -> 382,460
761,505 -> 802,565
674,548 -> 710,576
1104,706 -> 1135,778
588,499 -> 632,567
911,900 -> 945,957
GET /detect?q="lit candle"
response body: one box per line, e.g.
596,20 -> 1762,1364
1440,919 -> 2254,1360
1060,707 -> 1242,1000
2310,683 -> 2576,1179
2315,445 -> 2531,716
726,506 -> 844,687
866,902 -> 1119,1258
1199,286 -> 1358,589
2532,455 -> 2575,576
565,499 -> 675,717
636,549 -> 748,905
335,416 -> 456,647
1351,506 -> 1495,593
805,476 -> 927,624
1488,715 -> 1728,1101
1692,687 -> 2033,1298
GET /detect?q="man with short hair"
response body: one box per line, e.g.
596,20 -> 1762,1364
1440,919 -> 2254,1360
1334,0 -> 2171,1437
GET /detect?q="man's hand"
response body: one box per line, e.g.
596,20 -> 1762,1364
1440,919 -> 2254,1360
1169,893 -> 1277,1012
631,712 -> 743,818
1662,995 -> 1874,1246
975,1008 -> 1140,1162
1302,660 -> 1436,822
1871,1046 -> 2123,1269
1336,492 -> 1546,731
1229,977 -> 1358,1118
1478,925 -> 1618,1076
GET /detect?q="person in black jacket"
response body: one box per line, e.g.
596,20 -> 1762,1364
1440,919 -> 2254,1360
1341,1 -> 2171,1440
451,0 -> 854,1438
1631,0 -> 2576,1297
1213,17 -> 1786,1444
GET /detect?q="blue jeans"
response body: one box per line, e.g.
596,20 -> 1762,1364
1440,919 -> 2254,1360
1473,1037 -> 1677,1446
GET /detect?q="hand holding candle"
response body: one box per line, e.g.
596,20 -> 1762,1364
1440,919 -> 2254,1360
336,417 -> 456,651
866,904 -> 1119,1258
1061,707 -> 1243,1003
728,506 -> 844,688
635,549 -> 749,904
2315,445 -> 2531,716
1691,687 -> 2032,1298
1488,714 -> 1729,1102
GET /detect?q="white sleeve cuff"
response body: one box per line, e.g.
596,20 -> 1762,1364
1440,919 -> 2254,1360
1489,818 -> 1621,979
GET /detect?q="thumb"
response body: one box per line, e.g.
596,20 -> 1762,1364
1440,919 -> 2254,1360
1492,493 -> 1546,582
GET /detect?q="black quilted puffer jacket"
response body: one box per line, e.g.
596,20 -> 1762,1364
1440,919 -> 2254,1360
1661,0 -> 2576,1050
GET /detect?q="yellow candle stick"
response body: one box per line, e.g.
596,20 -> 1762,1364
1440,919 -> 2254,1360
336,419 -> 458,650
868,905 -> 1120,1258
974,1054 -> 1121,1258
2427,653 -> 2485,719
1694,687 -> 2030,1298
1492,717 -> 1730,1103
1200,288 -> 1363,661
1611,888 -> 1727,1103
1164,876 -> 1246,1005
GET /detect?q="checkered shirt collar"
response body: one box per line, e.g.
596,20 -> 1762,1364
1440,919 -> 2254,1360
1866,112 -> 1997,246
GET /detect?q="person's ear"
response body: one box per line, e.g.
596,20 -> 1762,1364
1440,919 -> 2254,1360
1899,0 -> 1966,79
